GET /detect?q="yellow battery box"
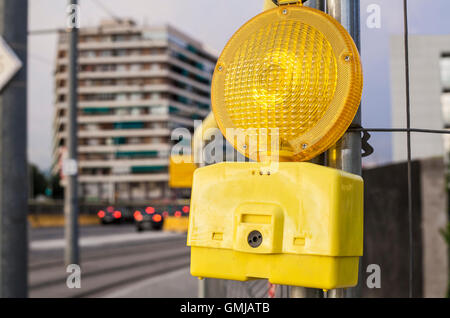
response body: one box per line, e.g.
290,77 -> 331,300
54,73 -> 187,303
187,162 -> 363,290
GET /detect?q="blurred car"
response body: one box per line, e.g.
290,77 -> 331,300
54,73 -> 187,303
171,204 -> 190,218
97,206 -> 124,225
134,206 -> 164,231
181,205 -> 190,216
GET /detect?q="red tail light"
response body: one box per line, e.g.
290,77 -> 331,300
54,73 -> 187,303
113,211 -> 122,219
134,211 -> 143,221
98,210 -> 105,218
174,211 -> 182,218
107,206 -> 114,213
152,214 -> 162,222
182,205 -> 190,213
145,206 -> 155,214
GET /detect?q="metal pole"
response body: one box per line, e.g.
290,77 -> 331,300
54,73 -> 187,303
289,0 -> 326,298
290,287 -> 324,298
65,0 -> 79,266
325,0 -> 362,298
306,0 -> 326,11
0,0 -> 28,297
402,0 -> 414,298
288,0 -> 328,299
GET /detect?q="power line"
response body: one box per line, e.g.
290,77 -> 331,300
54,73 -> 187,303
403,0 -> 414,299
28,28 -> 64,36
350,127 -> 450,134
91,0 -> 122,23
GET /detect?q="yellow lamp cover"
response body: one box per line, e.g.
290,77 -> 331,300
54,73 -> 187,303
211,4 -> 363,162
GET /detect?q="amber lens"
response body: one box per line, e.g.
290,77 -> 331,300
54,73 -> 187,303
212,6 -> 363,161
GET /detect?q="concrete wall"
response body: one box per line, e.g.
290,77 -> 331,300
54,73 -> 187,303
420,158 -> 448,297
361,157 -> 448,298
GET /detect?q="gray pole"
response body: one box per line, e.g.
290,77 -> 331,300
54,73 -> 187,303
326,0 -> 362,173
291,0 -> 362,299
325,0 -> 362,298
0,0 -> 28,297
65,0 -> 79,266
288,0 -> 328,300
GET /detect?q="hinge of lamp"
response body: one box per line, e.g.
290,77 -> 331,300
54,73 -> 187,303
272,0 -> 305,6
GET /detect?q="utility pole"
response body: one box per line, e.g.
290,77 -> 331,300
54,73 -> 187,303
290,0 -> 362,299
64,0 -> 80,266
289,0 -> 327,299
0,0 -> 28,297
325,0 -> 362,298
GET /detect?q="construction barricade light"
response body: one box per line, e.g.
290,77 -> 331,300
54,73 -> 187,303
188,1 -> 364,290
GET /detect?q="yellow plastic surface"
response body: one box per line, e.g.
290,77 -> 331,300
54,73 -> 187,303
263,0 -> 278,11
169,155 -> 196,188
163,216 -> 189,233
192,112 -> 219,166
211,5 -> 363,162
187,162 -> 363,289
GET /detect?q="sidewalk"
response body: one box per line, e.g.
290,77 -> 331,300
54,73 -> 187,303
103,267 -> 198,298
31,231 -> 184,250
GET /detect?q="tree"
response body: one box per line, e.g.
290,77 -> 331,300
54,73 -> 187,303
49,174 -> 64,199
29,164 -> 47,198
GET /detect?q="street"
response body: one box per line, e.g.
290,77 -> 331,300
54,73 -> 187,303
29,225 -> 195,298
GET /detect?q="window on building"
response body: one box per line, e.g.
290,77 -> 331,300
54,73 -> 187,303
440,56 -> 450,88
130,93 -> 142,101
131,107 -> 143,115
116,93 -> 127,101
88,139 -> 100,146
151,106 -> 168,115
128,137 -> 141,144
115,108 -> 129,115
112,35 -> 127,42
58,50 -> 66,58
85,124 -> 99,131
130,64 -> 140,71
441,93 -> 450,127
57,79 -> 66,88
116,49 -> 128,56
114,122 -> 144,129
100,50 -> 112,57
142,31 -> 167,41
117,64 -> 127,72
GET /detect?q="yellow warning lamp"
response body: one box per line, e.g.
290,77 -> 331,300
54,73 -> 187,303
187,1 -> 364,290
212,2 -> 362,161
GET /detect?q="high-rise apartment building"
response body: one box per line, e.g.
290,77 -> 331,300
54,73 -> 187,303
390,35 -> 450,162
52,20 -> 216,201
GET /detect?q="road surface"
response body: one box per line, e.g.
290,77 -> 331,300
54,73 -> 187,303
29,224 -> 195,298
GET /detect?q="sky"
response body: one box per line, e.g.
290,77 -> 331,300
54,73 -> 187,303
27,0 -> 450,172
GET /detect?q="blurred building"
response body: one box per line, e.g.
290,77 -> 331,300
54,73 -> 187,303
390,35 -> 450,162
52,19 -> 216,201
